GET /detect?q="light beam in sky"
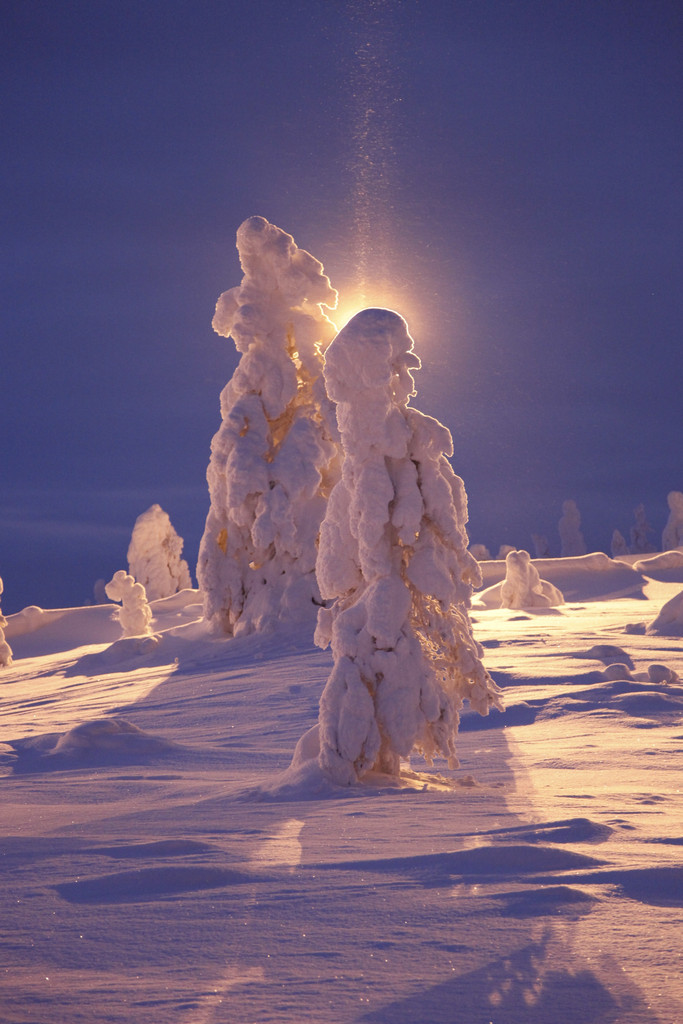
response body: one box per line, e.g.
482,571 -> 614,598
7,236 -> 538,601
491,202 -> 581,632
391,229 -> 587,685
341,1 -> 414,329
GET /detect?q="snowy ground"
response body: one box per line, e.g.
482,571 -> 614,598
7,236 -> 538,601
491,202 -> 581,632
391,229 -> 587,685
2,557 -> 682,1024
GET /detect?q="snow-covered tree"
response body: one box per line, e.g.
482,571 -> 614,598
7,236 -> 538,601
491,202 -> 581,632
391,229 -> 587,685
197,217 -> 341,636
531,533 -> 550,558
662,491 -> 683,552
105,571 -> 153,637
630,503 -> 655,554
0,577 -> 13,667
469,543 -> 491,561
611,529 -> 629,558
499,549 -> 564,609
315,308 -> 502,785
559,499 -> 586,556
127,504 -> 192,600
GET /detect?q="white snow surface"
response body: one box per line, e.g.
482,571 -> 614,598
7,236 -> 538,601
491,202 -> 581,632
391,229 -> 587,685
197,216 -> 340,637
2,559 -> 683,1023
127,504 -> 193,600
2,563 -> 682,1023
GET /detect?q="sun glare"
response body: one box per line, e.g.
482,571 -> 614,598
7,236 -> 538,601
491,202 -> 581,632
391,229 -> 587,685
327,286 -> 418,337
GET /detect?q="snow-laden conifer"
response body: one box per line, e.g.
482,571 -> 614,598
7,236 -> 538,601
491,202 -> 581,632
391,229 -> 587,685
197,217 -> 341,636
559,499 -> 586,556
127,504 -> 192,600
630,503 -> 655,554
662,491 -> 683,552
315,308 -> 502,785
105,570 -> 153,637
0,577 -> 13,667
611,529 -> 629,558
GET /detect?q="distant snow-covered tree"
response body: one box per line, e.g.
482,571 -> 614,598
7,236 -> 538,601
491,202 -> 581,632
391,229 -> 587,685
0,577 -> 13,667
127,504 -> 192,600
630,503 -> 655,554
531,533 -> 550,558
662,491 -> 683,552
315,308 -> 502,785
197,217 -> 341,636
105,571 -> 153,637
559,499 -> 586,557
611,529 -> 629,558
497,544 -> 516,560
469,543 -> 491,561
499,549 -> 564,609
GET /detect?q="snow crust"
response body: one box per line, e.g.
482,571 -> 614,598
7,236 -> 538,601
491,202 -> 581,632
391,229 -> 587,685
314,309 -> 501,785
127,504 -> 192,599
197,217 -> 340,636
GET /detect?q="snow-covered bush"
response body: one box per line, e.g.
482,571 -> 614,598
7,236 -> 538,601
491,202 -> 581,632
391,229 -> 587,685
469,543 -> 491,561
499,549 -> 564,609
630,503 -> 655,554
559,499 -> 586,557
314,308 -> 502,785
197,217 -> 341,636
127,504 -> 192,600
0,577 -> 13,667
105,571 -> 153,637
662,491 -> 683,551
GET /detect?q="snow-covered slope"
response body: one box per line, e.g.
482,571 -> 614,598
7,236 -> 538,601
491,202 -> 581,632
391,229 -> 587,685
1,564 -> 682,1023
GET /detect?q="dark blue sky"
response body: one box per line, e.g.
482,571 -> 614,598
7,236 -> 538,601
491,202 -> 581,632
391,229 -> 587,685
2,0 -> 682,612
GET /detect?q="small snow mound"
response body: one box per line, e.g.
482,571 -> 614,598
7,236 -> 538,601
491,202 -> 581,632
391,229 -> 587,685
634,550 -> 683,572
633,549 -> 683,583
647,589 -> 683,636
603,663 -> 634,681
582,645 -> 635,668
4,604 -> 49,639
49,718 -> 176,758
101,633 -> 162,663
247,726 -> 353,801
647,663 -> 679,684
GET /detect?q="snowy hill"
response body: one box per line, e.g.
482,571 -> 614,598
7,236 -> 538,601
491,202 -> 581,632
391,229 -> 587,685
1,557 -> 682,1023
